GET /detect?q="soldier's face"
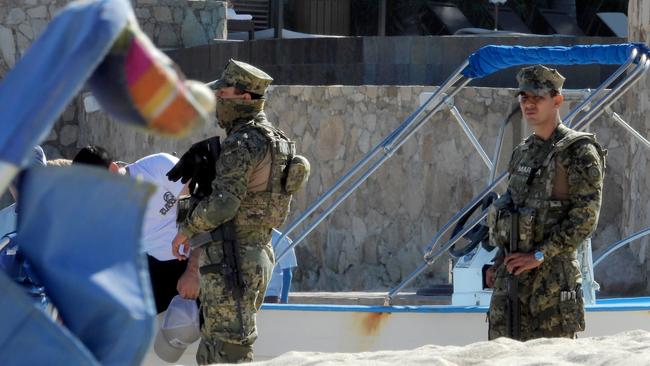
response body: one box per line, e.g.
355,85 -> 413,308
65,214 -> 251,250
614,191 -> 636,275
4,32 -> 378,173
518,91 -> 563,126
215,86 -> 251,100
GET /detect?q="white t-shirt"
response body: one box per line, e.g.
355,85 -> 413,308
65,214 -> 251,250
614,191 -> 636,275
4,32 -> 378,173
266,229 -> 298,297
127,153 -> 184,261
0,203 -> 17,238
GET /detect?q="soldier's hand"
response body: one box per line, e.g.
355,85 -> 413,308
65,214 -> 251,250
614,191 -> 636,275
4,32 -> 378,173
504,252 -> 542,275
177,269 -> 200,299
485,266 -> 496,288
172,232 -> 190,260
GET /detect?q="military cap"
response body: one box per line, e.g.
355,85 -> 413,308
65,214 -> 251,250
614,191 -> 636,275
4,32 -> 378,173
207,59 -> 273,96
516,65 -> 565,96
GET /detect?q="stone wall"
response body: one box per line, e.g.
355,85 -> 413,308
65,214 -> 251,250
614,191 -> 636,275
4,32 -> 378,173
133,0 -> 226,49
74,85 -> 647,296
0,0 -> 61,76
620,1 -> 650,295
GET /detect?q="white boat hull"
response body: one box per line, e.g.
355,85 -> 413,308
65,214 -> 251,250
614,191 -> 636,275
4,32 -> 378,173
143,297 -> 650,365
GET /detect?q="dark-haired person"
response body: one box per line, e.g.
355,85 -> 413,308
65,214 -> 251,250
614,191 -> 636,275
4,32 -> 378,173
486,66 -> 606,341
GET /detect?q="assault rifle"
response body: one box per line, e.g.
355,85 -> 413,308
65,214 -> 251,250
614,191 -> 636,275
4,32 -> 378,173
506,209 -> 520,340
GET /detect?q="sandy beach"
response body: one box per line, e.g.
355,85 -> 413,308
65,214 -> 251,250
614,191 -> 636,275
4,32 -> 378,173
240,330 -> 650,366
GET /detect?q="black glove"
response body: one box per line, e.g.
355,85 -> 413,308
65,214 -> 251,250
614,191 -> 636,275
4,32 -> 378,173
167,136 -> 221,198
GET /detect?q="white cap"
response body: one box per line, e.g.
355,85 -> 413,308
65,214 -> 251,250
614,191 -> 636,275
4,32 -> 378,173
153,296 -> 201,363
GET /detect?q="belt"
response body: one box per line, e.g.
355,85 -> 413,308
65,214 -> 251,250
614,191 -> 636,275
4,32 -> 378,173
524,198 -> 571,209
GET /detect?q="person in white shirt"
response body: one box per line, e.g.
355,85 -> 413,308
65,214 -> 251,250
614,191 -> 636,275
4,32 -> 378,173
264,229 -> 298,304
73,145 -> 198,313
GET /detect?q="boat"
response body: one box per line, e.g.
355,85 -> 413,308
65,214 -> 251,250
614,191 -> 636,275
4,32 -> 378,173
247,42 -> 650,360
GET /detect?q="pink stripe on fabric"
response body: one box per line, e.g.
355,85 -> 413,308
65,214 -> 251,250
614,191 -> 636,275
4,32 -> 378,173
125,37 -> 153,84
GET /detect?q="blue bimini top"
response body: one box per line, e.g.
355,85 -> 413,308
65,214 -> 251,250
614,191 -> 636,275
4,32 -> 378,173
461,43 -> 650,79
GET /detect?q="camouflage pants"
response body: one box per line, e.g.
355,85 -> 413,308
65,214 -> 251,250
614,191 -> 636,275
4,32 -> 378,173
196,236 -> 274,365
488,258 -> 585,341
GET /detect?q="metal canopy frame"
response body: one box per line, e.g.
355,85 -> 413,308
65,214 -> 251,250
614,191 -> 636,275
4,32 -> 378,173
274,45 -> 650,306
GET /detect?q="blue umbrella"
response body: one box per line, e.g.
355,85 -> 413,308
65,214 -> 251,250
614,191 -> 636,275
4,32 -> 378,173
15,165 -> 156,366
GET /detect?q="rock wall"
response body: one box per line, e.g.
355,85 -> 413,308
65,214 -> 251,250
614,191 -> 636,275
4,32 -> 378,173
0,0 -> 61,76
621,0 -> 650,294
133,0 -> 226,49
75,85 -> 646,296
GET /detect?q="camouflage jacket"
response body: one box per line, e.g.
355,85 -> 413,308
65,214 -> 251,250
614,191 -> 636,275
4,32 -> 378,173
179,109 -> 270,238
490,123 -> 605,264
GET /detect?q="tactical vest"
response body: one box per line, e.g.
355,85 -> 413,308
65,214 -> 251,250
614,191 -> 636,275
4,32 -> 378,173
232,118 -> 308,229
489,126 -> 606,253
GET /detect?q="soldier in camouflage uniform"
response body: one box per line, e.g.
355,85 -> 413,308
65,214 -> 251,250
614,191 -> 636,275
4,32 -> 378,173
486,65 -> 606,341
171,60 -> 308,363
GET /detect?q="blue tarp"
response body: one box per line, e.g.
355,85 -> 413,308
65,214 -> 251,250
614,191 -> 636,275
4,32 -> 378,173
0,0 -> 127,167
15,166 -> 155,366
462,43 -> 650,79
0,272 -> 100,365
0,233 -> 54,315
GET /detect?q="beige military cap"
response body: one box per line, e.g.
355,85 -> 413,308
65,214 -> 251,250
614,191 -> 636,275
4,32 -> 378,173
207,59 -> 273,96
516,65 -> 565,96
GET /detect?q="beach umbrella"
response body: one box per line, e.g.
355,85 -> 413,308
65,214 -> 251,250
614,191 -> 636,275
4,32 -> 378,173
0,271 -> 100,365
0,0 -> 127,193
14,165 -> 155,365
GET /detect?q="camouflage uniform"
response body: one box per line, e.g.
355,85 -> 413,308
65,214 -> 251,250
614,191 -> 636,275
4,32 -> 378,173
179,60 -> 298,364
487,65 -> 606,341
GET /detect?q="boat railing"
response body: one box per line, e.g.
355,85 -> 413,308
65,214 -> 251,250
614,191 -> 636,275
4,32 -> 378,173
264,43 -> 650,305
386,47 -> 650,304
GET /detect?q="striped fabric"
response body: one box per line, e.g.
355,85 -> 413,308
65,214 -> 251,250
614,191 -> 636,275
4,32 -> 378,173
124,33 -> 203,134
89,22 -> 215,136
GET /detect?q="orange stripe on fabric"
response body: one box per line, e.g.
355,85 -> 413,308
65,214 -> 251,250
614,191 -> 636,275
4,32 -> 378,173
129,66 -> 169,113
151,96 -> 198,134
142,79 -> 176,118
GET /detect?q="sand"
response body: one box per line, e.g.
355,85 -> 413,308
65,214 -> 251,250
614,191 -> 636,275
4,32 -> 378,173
242,330 -> 650,366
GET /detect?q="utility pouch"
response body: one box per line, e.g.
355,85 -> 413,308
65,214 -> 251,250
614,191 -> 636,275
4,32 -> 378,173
517,207 -> 536,253
559,285 -> 585,334
283,155 -> 310,194
489,193 -> 514,248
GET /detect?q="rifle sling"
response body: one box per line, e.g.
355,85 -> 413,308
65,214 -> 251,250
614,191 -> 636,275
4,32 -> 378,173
508,210 -> 521,340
